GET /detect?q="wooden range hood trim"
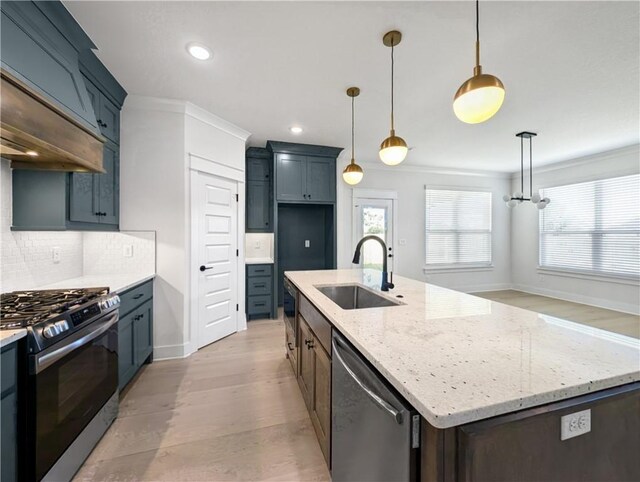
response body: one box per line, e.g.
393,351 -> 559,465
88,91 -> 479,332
0,69 -> 105,173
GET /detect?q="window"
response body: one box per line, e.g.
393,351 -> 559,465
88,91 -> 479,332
539,174 -> 640,279
425,188 -> 492,267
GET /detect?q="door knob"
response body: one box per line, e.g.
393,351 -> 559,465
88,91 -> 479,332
199,265 -> 212,272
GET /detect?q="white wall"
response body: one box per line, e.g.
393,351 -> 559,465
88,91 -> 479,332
510,144 -> 640,314
120,96 -> 249,360
336,156 -> 513,292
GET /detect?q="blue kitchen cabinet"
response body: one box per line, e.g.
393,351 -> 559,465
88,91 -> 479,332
8,2 -> 126,232
1,343 -> 19,482
305,157 -> 335,203
246,264 -> 274,320
246,148 -> 273,233
275,154 -> 307,202
0,1 -> 100,133
118,280 -> 154,391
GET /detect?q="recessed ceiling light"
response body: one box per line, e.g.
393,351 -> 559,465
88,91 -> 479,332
25,150 -> 38,157
186,42 -> 212,61
289,126 -> 303,134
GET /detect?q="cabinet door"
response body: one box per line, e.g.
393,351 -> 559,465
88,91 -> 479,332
1,391 -> 17,482
69,172 -> 100,223
118,311 -> 137,391
298,316 -> 315,410
99,95 -> 120,144
285,323 -> 298,377
306,157 -> 335,202
246,181 -> 270,231
84,77 -> 100,121
311,341 -> 331,466
247,158 -> 270,181
276,155 -> 307,202
134,300 -> 153,367
98,143 -> 119,225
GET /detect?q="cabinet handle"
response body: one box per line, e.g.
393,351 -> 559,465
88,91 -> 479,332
265,174 -> 269,179
304,339 -> 314,349
287,342 -> 294,351
255,302 -> 266,307
265,222 -> 269,226
133,294 -> 144,300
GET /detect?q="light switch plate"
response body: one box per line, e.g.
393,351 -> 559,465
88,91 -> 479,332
123,245 -> 133,258
52,247 -> 60,264
561,409 -> 591,440
305,240 -> 310,248
399,239 -> 407,246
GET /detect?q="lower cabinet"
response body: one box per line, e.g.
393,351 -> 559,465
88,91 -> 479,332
296,311 -> 332,467
246,264 -> 274,320
0,343 -> 18,482
118,280 -> 154,391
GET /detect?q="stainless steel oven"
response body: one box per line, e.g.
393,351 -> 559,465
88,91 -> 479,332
283,278 -> 297,344
27,309 -> 119,481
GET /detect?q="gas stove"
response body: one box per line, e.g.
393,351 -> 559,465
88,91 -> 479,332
0,287 -> 120,353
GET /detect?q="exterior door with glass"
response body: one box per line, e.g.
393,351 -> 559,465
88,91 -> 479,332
353,198 -> 394,272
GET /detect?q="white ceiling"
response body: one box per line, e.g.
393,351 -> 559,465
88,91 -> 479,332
65,1 -> 639,172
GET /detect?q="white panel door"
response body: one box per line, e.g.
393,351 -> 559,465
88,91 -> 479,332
195,172 -> 238,349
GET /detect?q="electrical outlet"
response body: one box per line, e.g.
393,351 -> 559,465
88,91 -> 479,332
255,241 -> 261,249
561,409 -> 591,441
304,240 -> 310,248
52,247 -> 60,264
399,238 -> 407,246
123,245 -> 133,258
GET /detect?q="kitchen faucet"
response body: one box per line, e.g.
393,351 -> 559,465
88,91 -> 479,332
352,235 -> 394,291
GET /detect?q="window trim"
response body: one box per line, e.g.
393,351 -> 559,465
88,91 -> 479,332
538,174 -> 640,281
424,186 -> 493,270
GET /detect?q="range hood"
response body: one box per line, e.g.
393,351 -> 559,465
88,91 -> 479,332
0,69 -> 105,172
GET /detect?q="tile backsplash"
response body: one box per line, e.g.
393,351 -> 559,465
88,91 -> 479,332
1,160 -> 156,292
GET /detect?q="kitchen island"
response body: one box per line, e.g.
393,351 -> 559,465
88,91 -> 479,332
284,269 -> 640,481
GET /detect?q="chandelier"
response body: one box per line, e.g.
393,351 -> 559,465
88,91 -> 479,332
503,132 -> 550,210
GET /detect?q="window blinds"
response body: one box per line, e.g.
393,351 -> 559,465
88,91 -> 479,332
425,189 -> 492,266
540,174 -> 640,279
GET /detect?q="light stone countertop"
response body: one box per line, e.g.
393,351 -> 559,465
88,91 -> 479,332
285,269 -> 640,429
245,257 -> 274,265
36,273 -> 155,294
0,329 -> 27,348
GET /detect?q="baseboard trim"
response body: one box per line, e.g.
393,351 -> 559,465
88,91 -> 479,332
511,284 -> 640,315
153,342 -> 191,361
453,283 -> 513,294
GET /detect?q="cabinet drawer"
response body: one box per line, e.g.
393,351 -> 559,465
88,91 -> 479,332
247,264 -> 272,277
119,280 -> 153,316
1,344 -> 17,395
300,295 -> 332,354
247,295 -> 271,315
285,323 -> 297,376
248,276 -> 271,296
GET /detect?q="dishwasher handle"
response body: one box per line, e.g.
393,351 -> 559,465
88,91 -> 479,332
332,336 -> 403,424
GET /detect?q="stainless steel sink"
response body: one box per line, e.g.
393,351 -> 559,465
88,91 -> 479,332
316,284 -> 403,310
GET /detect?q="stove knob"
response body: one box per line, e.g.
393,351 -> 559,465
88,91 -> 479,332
42,324 -> 60,339
55,320 -> 70,333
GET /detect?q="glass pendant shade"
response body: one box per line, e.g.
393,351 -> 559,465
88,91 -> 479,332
379,131 -> 408,166
453,71 -> 505,124
531,193 -> 541,204
343,160 -> 363,185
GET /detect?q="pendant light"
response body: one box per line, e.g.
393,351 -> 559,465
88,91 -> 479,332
343,87 -> 364,186
453,0 -> 505,124
379,30 -> 408,166
503,132 -> 550,209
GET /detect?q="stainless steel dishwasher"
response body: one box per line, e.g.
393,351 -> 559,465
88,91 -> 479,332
331,331 -> 420,482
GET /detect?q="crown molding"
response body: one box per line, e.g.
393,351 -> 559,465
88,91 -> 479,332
509,144 -> 639,179
123,95 -> 251,141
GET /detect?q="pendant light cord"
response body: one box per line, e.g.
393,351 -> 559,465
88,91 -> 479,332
520,135 -> 524,195
529,136 -> 533,197
390,41 -> 395,132
475,0 -> 480,68
351,94 -> 355,162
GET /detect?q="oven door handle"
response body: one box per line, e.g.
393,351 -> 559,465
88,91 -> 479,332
33,312 -> 119,374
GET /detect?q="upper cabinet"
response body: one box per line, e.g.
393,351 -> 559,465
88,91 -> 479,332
7,2 -> 127,231
0,1 -> 100,132
268,141 -> 342,204
246,147 -> 273,233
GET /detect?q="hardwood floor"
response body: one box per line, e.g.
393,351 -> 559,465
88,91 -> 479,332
474,290 -> 640,339
74,318 -> 330,482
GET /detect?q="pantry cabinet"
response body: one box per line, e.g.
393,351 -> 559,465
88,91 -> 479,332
245,147 -> 273,233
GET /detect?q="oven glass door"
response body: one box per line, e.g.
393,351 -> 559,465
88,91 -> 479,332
32,318 -> 118,481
